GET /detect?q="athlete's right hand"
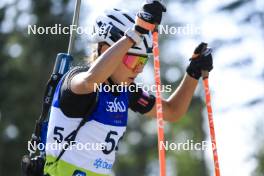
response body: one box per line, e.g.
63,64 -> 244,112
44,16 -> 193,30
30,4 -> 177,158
135,0 -> 166,34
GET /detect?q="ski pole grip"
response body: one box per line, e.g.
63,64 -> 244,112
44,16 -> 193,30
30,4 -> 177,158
201,43 -> 209,79
192,42 -> 210,79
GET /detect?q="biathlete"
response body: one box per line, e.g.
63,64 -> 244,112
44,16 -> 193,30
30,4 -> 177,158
44,1 -> 213,175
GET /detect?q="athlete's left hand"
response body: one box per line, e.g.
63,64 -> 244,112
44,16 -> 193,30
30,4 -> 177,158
186,42 -> 213,80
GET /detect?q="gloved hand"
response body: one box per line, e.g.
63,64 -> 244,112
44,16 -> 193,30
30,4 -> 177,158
186,42 -> 213,80
135,0 -> 166,34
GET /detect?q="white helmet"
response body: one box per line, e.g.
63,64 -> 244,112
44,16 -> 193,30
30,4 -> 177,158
89,8 -> 153,56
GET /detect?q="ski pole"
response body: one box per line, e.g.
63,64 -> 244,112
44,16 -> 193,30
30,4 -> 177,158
68,0 -> 81,55
195,44 -> 221,176
52,0 -> 81,76
153,28 -> 166,176
202,71 -> 221,176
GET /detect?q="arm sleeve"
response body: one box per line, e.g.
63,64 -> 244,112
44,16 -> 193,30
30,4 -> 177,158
128,83 -> 156,114
59,66 -> 97,118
